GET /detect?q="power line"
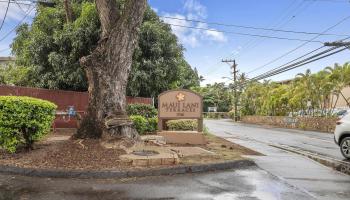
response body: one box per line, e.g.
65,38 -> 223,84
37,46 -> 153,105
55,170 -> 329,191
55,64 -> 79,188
0,5 -> 34,42
0,0 -> 10,32
0,0 -> 31,5
252,46 -> 340,80
205,0 -> 303,76
14,0 -> 29,13
245,15 -> 350,75
0,48 -> 10,53
0,0 -> 54,6
250,46 -> 326,77
167,24 -> 324,43
232,46 -> 347,88
253,47 -> 348,81
162,16 -> 349,37
233,0 -> 309,60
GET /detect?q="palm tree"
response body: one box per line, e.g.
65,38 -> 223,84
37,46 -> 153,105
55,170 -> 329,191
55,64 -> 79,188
325,63 -> 350,112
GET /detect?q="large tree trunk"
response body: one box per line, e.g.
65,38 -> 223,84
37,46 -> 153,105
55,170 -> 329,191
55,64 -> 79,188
75,0 -> 147,141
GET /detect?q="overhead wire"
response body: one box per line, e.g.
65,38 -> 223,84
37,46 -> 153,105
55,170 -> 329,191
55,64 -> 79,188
245,15 -> 350,75
228,35 -> 350,87
233,0 -> 308,60
251,46 -> 340,80
167,24 -> 324,43
204,0 -> 310,77
0,0 -> 11,32
0,48 -> 10,53
161,16 -> 348,37
252,47 -> 348,81
0,5 -> 34,42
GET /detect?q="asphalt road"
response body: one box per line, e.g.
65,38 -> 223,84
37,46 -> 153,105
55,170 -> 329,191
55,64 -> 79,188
205,119 -> 350,200
0,166 -> 312,200
205,119 -> 343,160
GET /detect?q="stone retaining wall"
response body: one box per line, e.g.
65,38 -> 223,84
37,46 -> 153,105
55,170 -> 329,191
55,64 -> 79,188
241,116 -> 338,133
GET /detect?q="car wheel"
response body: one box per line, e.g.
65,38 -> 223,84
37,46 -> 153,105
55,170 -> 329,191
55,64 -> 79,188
340,137 -> 350,159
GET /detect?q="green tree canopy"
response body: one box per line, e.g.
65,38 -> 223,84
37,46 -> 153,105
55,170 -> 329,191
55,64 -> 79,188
192,82 -> 233,112
240,62 -> 350,117
11,0 -> 199,96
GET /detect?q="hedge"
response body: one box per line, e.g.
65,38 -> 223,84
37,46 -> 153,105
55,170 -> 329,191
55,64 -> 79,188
166,119 -> 198,131
129,115 -> 158,135
0,96 -> 57,153
127,104 -> 157,118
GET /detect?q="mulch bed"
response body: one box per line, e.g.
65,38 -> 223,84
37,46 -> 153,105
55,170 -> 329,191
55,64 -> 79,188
0,130 -> 261,171
0,134 -> 127,170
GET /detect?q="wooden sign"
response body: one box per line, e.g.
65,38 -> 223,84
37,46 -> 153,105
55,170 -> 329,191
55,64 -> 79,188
158,89 -> 203,132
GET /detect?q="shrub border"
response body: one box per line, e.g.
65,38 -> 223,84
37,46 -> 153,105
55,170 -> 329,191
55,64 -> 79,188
0,159 -> 255,179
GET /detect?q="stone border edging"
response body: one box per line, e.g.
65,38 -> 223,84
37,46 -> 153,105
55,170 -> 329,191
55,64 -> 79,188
270,144 -> 350,175
0,159 -> 255,179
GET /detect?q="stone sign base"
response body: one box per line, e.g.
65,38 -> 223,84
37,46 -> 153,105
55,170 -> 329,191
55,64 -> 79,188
157,131 -> 206,145
120,151 -> 179,167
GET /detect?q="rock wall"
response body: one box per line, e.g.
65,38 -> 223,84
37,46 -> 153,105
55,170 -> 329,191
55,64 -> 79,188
241,116 -> 338,133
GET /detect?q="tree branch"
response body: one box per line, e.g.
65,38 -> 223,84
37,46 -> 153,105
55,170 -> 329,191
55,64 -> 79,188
95,0 -> 118,38
120,0 -> 147,31
63,0 -> 73,23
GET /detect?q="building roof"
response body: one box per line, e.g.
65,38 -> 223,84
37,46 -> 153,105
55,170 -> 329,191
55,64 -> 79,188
0,57 -> 15,61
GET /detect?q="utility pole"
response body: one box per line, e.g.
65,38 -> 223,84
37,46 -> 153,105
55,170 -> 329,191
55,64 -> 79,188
222,59 -> 239,121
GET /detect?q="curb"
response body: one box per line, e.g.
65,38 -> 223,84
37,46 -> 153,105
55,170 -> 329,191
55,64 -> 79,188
0,159 -> 255,179
270,144 -> 350,175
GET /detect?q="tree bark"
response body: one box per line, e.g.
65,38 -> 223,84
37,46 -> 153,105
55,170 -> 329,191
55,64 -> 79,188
63,0 -> 73,23
75,0 -> 147,141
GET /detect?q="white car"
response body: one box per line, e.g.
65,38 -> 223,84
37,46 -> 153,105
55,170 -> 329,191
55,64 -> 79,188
334,109 -> 350,159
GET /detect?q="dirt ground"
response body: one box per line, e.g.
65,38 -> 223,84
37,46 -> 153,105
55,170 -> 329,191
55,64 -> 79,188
179,133 -> 262,165
0,129 -> 261,170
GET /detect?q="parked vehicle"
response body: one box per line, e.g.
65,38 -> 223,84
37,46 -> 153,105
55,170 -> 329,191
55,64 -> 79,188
336,109 -> 348,118
334,110 -> 350,159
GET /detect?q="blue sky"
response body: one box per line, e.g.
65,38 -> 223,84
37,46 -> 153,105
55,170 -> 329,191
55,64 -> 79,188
1,0 -> 350,85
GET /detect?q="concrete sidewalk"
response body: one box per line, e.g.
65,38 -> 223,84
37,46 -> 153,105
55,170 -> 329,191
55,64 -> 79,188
205,119 -> 350,200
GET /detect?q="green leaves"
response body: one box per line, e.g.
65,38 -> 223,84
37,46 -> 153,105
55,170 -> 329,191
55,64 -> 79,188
0,96 -> 57,153
166,119 -> 198,131
127,104 -> 158,134
126,104 -> 157,118
11,2 -> 199,97
240,62 -> 350,117
129,115 -> 158,135
192,83 -> 233,112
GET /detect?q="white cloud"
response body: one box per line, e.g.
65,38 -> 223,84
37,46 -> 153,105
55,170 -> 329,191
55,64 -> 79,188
151,7 -> 158,13
161,0 -> 227,47
162,14 -> 190,36
205,30 -> 227,42
184,0 -> 207,19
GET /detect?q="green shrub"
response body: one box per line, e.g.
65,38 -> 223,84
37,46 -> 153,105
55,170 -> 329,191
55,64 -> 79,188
166,119 -> 198,131
127,104 -> 157,118
204,112 -> 220,119
130,115 -> 158,134
130,115 -> 148,135
147,117 -> 158,133
0,96 -> 57,153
